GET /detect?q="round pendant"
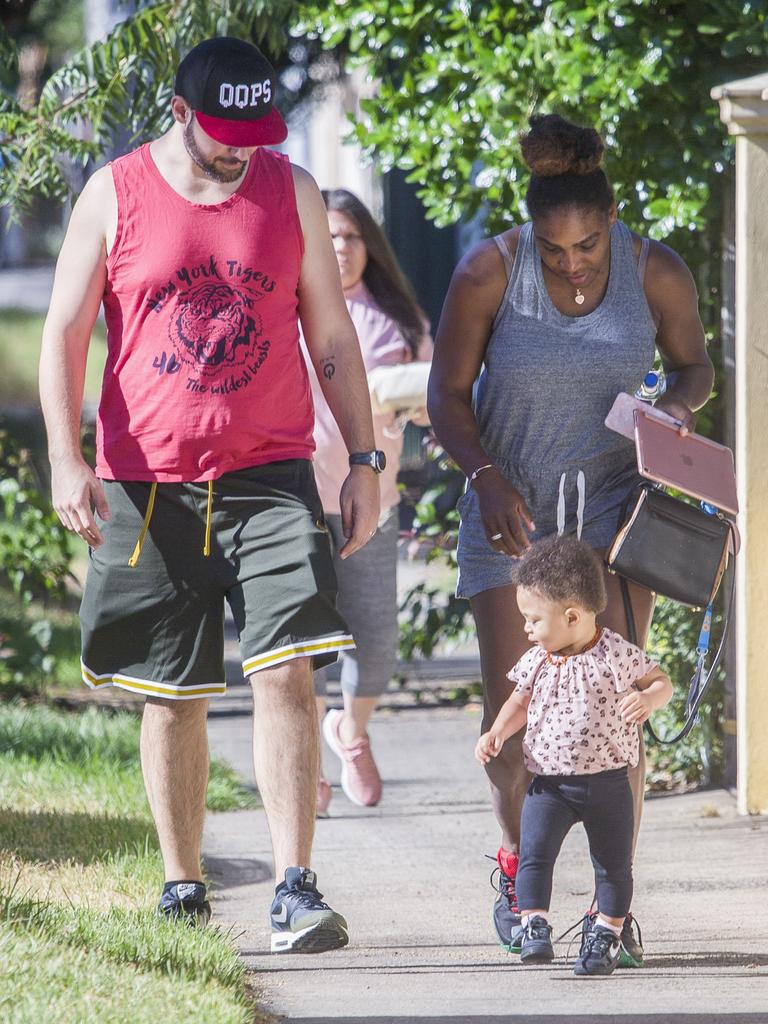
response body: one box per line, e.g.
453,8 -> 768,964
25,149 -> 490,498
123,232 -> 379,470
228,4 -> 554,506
575,290 -> 585,305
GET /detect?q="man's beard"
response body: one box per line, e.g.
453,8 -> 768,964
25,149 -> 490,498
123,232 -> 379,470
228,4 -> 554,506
183,116 -> 247,184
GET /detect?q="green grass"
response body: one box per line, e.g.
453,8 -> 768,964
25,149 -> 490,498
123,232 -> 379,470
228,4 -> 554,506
0,703 -> 260,1024
0,927 -> 252,1024
0,308 -> 107,405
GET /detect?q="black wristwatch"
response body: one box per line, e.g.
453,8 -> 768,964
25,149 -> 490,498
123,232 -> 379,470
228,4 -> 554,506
349,450 -> 387,474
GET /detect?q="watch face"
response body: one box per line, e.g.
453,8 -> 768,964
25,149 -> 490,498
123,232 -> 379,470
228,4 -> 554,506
373,450 -> 387,473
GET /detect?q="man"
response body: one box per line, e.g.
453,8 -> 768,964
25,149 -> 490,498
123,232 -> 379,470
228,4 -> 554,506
39,36 -> 386,955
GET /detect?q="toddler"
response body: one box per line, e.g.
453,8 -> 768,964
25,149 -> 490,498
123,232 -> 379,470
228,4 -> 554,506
475,535 -> 672,977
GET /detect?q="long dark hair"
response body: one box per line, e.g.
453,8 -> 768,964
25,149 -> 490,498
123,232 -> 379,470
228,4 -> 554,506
322,188 -> 426,357
521,114 -> 615,219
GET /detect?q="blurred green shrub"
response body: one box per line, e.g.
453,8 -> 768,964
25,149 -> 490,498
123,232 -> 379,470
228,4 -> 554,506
0,428 -> 72,695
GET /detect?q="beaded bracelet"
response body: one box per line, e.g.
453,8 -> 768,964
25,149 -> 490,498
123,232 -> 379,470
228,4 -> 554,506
469,463 -> 494,484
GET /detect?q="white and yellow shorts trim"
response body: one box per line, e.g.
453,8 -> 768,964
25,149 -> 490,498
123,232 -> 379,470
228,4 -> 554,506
242,634 -> 356,677
81,634 -> 356,701
80,661 -> 227,700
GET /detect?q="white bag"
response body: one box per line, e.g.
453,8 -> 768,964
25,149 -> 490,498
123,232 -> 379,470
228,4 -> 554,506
367,362 -> 430,417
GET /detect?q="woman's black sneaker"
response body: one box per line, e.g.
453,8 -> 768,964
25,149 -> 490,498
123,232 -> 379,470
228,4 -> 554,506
520,915 -> 555,964
574,921 -> 622,976
157,881 -> 211,927
270,867 -> 349,954
619,912 -> 644,967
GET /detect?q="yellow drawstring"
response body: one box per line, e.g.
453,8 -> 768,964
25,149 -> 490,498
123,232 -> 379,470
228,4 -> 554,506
128,479 -> 213,565
128,482 -> 157,567
203,480 -> 213,557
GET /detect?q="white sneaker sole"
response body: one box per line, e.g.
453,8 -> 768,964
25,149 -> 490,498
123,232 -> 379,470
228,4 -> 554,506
271,920 -> 349,954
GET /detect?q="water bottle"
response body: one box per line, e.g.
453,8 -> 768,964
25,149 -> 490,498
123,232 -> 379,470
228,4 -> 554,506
635,369 -> 666,403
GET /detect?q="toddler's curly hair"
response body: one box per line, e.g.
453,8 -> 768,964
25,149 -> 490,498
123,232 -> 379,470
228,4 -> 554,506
512,535 -> 607,613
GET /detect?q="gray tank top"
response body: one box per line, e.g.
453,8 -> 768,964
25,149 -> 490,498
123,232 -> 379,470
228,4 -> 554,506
473,220 -> 657,542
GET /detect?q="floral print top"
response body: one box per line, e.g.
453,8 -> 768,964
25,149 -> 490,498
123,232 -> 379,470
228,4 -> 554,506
508,627 -> 659,775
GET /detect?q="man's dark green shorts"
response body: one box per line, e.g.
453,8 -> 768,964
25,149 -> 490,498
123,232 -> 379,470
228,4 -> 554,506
80,460 -> 353,700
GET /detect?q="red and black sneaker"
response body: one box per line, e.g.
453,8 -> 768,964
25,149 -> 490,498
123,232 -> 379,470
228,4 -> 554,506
488,848 -> 524,953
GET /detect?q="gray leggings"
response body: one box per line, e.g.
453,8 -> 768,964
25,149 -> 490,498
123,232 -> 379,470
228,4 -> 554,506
314,506 -> 399,699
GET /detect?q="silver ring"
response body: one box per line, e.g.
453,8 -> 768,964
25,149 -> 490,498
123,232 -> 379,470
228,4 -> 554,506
490,533 -> 503,541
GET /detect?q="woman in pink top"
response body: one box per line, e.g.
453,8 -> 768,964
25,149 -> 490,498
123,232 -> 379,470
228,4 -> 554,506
475,535 -> 672,976
306,189 -> 432,811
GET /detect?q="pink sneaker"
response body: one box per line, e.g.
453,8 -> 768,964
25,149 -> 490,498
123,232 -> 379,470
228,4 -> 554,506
322,709 -> 382,807
316,776 -> 332,818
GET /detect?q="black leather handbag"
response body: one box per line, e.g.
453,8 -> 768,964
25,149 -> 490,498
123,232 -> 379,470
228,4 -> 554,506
606,484 -> 736,744
606,485 -> 731,609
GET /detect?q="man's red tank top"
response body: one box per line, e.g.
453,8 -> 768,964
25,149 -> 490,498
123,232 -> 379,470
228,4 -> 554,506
98,144 -> 313,482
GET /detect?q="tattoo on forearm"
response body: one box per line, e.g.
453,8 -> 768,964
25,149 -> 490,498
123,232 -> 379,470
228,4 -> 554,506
320,356 -> 336,380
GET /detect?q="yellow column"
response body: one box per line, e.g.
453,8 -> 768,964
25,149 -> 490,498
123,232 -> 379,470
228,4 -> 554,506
712,74 -> 768,814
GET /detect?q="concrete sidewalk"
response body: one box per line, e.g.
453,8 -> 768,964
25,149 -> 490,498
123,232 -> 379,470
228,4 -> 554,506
203,678 -> 768,1023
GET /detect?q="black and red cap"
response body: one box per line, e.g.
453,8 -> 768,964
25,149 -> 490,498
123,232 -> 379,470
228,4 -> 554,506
174,37 -> 287,148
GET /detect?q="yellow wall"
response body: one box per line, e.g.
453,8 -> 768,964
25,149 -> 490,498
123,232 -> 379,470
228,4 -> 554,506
734,132 -> 768,814
714,74 -> 768,814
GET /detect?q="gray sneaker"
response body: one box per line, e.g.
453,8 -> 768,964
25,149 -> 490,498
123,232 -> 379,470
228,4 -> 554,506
270,867 -> 349,954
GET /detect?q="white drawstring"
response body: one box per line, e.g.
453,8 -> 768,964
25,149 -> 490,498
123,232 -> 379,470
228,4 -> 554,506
576,470 -> 586,540
557,473 -> 566,536
556,470 -> 586,539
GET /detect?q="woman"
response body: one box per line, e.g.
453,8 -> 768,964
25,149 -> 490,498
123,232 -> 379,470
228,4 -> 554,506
307,188 -> 432,811
427,114 -> 714,963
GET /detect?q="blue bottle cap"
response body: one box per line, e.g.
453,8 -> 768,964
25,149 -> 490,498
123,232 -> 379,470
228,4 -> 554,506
643,371 -> 659,389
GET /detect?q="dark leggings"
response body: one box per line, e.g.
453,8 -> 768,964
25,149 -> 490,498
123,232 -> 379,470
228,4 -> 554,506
516,767 -> 634,920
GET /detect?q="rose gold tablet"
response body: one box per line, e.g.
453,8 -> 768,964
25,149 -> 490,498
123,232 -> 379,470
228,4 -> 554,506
633,408 -> 739,515
604,391 -> 679,441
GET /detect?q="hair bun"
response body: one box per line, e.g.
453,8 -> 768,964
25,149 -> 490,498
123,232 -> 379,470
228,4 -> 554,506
521,114 -> 604,177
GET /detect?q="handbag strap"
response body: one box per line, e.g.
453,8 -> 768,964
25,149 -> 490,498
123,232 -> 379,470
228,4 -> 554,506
620,522 -> 737,745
